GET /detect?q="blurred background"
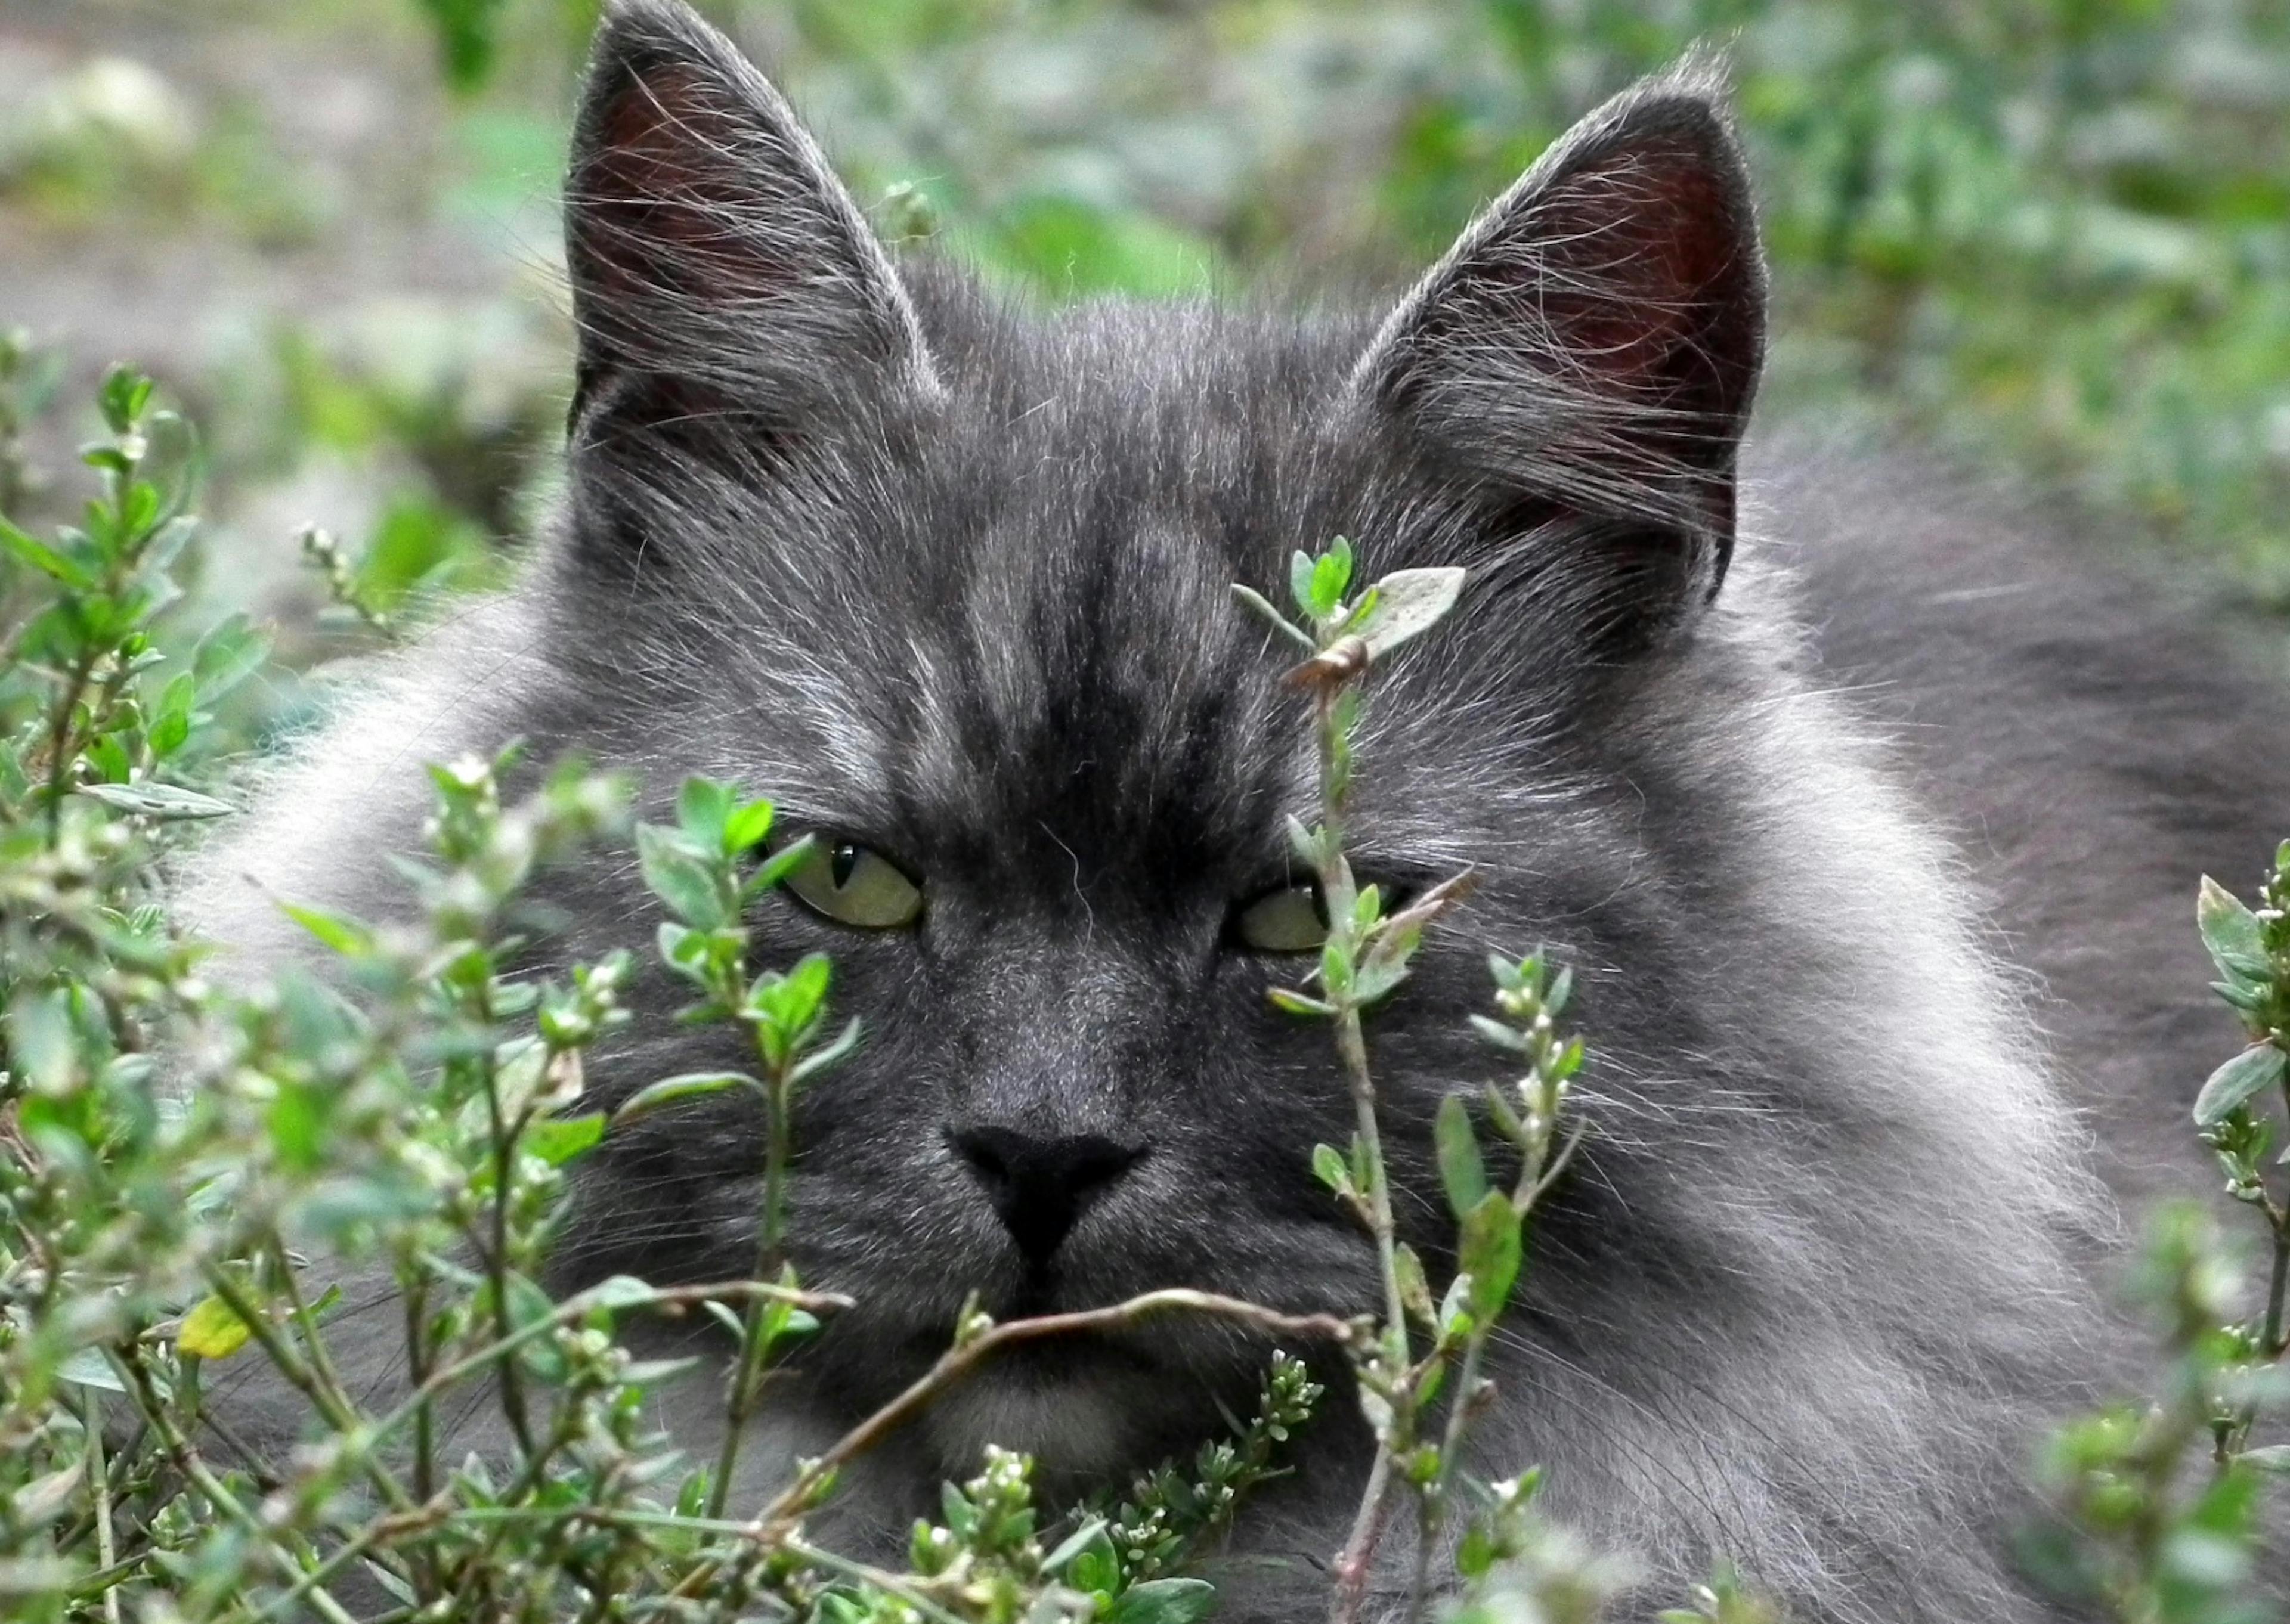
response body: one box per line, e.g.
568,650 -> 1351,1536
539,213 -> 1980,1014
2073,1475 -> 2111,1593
1,0 -> 2285,722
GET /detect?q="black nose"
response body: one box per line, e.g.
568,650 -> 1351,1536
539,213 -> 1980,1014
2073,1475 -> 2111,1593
949,1126 -> 1144,1266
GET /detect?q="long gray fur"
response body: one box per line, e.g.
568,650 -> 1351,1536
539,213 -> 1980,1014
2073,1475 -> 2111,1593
177,2 -> 2290,1619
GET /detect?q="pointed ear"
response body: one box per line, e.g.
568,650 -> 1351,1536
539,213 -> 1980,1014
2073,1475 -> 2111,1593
564,0 -> 936,448
1351,59 -> 1765,631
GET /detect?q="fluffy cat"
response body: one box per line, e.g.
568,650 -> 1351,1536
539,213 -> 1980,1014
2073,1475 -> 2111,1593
181,1 -> 2290,1619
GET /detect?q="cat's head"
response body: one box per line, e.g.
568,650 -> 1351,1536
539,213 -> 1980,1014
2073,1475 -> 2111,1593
541,0 -> 1764,1489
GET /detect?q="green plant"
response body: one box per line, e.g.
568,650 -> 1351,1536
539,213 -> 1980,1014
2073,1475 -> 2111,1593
2026,847 -> 2290,1622
1234,543 -> 1629,1624
0,362 -> 1740,1623
0,367 -> 1357,1623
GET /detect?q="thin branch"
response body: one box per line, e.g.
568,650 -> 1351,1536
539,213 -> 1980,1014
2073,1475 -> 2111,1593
664,1290 -> 1356,1602
756,1290 -> 1355,1530
367,1278 -> 849,1451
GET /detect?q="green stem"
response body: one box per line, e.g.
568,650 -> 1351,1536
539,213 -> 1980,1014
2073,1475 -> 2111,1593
1335,1006 -> 1407,1345
110,1347 -> 362,1624
707,1043 -> 796,1520
365,1278 -> 843,1452
81,1383 -> 121,1624
2263,1212 -> 2289,1359
1311,671 -> 1416,1624
476,1026 -> 537,1458
1329,1452 -> 1398,1624
40,646 -> 98,845
200,1263 -> 415,1514
669,1290 -> 1354,1603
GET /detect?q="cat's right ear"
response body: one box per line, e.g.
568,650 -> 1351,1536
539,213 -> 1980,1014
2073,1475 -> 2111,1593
1347,57 -> 1765,647
563,0 -> 936,453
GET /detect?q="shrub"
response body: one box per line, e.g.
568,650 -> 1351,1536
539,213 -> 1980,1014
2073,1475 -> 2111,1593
1,357 -> 2287,1620
0,368 -> 1650,1623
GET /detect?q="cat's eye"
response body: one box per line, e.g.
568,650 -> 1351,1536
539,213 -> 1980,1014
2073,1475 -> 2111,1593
1231,882 -> 1327,953
780,839 -> 924,930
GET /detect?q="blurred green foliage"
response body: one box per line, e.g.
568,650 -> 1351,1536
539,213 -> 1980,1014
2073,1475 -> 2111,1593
397,0 -> 2290,593
689,0 -> 2288,587
2,0 -> 2283,675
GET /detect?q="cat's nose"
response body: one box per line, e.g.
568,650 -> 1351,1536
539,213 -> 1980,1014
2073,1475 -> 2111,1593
948,1126 -> 1144,1267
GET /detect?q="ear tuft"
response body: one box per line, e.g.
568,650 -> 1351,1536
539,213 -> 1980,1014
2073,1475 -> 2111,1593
1354,54 -> 1766,619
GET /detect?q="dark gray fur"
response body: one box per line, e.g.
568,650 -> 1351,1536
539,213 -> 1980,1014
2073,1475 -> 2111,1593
178,2 -> 2290,1619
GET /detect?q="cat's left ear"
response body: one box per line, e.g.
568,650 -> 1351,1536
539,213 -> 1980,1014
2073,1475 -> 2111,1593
1349,58 -> 1765,619
563,0 -> 937,444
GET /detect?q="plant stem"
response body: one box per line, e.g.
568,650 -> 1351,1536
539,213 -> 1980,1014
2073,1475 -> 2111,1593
667,1290 -> 1356,1602
40,647 -> 97,845
81,1384 -> 121,1624
200,1262 -> 416,1514
759,1290 -> 1351,1530
110,1347 -> 363,1624
1335,1007 -> 1409,1349
2264,1211 -> 2290,1358
1310,667 -> 1416,1624
706,1038 -> 797,1518
1330,1448 -> 1398,1624
782,1535 -> 976,1624
476,1021 -> 537,1458
366,1278 -> 846,1451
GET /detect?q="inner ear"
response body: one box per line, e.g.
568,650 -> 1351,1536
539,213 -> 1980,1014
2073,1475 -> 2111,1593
1353,62 -> 1766,616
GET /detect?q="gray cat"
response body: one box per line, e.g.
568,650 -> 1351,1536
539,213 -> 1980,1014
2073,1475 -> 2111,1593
181,1 -> 2290,1619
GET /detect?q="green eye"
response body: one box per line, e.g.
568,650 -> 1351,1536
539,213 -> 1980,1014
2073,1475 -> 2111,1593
1232,882 -> 1327,953
781,839 -> 924,930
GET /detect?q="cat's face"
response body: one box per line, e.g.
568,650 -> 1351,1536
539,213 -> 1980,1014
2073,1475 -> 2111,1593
538,0 -> 1762,1486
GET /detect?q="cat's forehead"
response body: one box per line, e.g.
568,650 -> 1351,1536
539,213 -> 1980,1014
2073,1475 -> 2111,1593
813,299 -> 1360,870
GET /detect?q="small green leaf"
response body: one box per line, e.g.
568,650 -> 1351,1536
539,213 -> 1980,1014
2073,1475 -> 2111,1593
1435,1094 -> 1488,1220
9,1464 -> 85,1530
1353,920 -> 1421,1006
1311,1141 -> 1351,1193
2199,876 -> 2272,980
148,705 -> 191,758
787,1016 -> 864,1088
1288,550 -> 1317,616
1230,584 -> 1316,653
525,1112 -> 605,1167
612,1071 -> 760,1126
637,822 -> 726,928
0,516 -> 96,588
1110,1577 -> 1219,1624
1042,1518 -> 1113,1575
586,1275 -> 658,1311
1469,1013 -> 1527,1053
281,902 -> 373,957
1267,987 -> 1335,1018
747,953 -> 831,1045
725,797 -> 775,854
678,777 -> 733,851
742,832 -> 817,899
1437,1273 -> 1474,1340
1457,1188 -> 1522,1323
54,1349 -> 126,1393
1393,1241 -> 1434,1323
178,1294 -> 254,1360
2195,1045 -> 2288,1127
1353,567 -> 1467,660
76,780 -> 234,819
1308,550 -> 1350,618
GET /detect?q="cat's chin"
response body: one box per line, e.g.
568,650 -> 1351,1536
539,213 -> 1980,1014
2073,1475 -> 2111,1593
915,1342 -> 1194,1488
